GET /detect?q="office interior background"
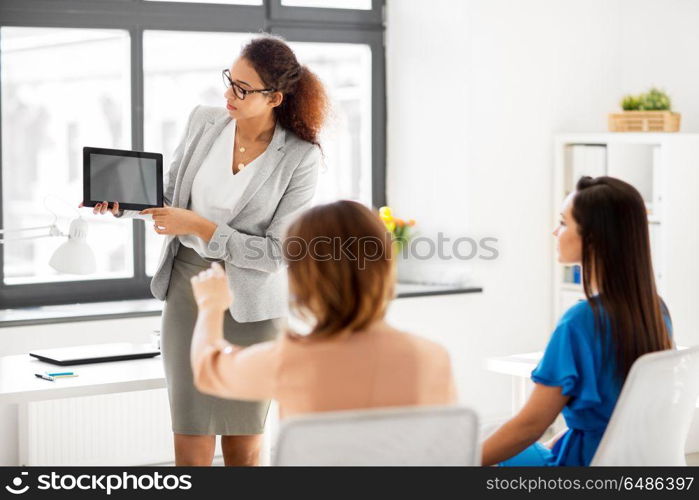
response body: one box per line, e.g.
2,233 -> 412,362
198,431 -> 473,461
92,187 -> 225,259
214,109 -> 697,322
1,0 -> 699,466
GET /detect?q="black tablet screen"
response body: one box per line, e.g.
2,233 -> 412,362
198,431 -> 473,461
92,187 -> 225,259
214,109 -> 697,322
89,153 -> 159,205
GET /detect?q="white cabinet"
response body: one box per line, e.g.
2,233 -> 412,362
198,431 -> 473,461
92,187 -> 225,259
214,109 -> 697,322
552,133 -> 699,348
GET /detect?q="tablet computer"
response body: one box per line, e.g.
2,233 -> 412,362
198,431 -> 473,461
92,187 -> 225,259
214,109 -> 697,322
83,147 -> 163,211
30,342 -> 161,366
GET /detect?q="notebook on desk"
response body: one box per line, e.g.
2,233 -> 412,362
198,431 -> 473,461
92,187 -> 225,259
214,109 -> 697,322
29,343 -> 160,366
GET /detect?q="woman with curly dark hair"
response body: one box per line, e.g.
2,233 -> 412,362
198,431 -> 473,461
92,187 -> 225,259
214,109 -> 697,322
90,35 -> 328,466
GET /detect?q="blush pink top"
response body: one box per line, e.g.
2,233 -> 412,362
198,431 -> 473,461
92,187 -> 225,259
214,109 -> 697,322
193,320 -> 457,419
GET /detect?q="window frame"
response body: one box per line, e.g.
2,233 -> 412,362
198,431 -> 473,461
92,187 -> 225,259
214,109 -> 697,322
0,0 -> 386,308
268,0 -> 383,24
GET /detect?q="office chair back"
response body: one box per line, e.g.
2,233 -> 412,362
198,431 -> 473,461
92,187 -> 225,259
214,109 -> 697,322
273,405 -> 480,466
591,346 -> 699,466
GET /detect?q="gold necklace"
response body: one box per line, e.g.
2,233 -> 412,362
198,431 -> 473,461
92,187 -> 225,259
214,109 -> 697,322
234,125 -> 274,172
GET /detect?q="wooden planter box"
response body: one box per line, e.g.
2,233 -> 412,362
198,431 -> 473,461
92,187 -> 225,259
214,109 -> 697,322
608,111 -> 681,132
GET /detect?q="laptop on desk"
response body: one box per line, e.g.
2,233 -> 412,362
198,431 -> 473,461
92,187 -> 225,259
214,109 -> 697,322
29,343 -> 160,366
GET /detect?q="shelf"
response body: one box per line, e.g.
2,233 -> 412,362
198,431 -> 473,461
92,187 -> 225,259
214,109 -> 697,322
394,282 -> 483,299
0,284 -> 484,328
555,132 -> 699,146
554,132 -> 699,341
560,283 -> 583,292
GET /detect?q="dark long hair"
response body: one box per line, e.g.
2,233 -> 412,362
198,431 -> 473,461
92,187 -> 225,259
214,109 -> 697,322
573,176 -> 672,381
241,35 -> 328,146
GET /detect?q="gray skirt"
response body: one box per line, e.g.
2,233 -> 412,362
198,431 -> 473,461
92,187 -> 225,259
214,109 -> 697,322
160,244 -> 280,436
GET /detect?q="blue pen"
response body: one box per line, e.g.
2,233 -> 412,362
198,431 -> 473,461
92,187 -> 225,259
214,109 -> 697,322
45,371 -> 74,376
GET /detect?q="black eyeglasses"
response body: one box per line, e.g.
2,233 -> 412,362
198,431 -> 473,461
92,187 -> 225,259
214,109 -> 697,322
222,69 -> 274,100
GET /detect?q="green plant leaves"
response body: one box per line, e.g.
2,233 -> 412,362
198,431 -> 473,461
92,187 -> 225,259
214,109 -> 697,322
620,87 -> 672,111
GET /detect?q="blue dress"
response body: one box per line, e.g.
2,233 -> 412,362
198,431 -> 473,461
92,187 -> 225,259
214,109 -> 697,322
500,297 -> 672,466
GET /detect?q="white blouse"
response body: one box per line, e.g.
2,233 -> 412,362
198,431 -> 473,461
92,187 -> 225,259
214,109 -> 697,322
179,120 -> 265,256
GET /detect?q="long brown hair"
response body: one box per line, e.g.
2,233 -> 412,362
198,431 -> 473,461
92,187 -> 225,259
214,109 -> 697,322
241,35 -> 328,146
282,200 -> 395,340
573,176 -> 672,381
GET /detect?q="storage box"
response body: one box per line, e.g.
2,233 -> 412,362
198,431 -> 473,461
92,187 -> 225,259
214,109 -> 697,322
608,111 -> 681,132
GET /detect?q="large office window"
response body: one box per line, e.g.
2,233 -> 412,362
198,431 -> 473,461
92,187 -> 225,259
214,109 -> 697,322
290,41 -> 372,206
142,30 -> 251,276
1,27 -> 133,285
0,0 -> 385,308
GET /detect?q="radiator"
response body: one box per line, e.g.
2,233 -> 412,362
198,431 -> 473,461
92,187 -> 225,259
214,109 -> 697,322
18,389 -> 174,466
17,389 -> 278,466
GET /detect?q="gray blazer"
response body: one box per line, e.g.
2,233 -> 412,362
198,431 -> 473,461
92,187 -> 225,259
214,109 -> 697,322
119,105 -> 321,322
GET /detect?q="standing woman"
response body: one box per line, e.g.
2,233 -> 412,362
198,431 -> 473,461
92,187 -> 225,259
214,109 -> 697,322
88,36 -> 328,465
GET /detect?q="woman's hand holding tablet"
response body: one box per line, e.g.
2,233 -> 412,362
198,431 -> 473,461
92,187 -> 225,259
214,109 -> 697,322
78,200 -> 123,217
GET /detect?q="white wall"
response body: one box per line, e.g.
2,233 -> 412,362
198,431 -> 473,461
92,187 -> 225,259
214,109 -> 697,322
385,0 -> 699,422
3,0 -> 699,465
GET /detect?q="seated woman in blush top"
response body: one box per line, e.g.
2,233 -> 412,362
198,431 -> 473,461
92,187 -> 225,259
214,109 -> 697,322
189,200 -> 457,419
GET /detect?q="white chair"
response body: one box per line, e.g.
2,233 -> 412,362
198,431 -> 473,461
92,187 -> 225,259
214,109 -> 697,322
273,406 -> 480,466
591,346 -> 699,466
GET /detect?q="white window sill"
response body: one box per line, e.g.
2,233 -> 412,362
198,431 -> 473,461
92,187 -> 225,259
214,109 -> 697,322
0,283 -> 482,328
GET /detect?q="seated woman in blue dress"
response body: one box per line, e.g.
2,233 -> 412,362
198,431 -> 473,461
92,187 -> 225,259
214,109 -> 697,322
482,176 -> 674,466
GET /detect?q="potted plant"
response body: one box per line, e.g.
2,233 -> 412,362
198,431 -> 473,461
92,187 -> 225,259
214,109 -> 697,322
379,206 -> 416,254
379,206 -> 417,282
609,87 -> 680,132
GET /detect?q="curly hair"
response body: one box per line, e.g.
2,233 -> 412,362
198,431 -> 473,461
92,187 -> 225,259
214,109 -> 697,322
241,35 -> 329,146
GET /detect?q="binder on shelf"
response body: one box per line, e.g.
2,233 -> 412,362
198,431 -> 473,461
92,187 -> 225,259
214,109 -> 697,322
562,265 -> 582,285
607,143 -> 655,205
651,145 -> 662,216
565,145 -> 607,194
572,265 -> 581,284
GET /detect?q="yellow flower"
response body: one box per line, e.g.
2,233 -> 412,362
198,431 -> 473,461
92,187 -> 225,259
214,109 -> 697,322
385,221 -> 396,232
379,206 -> 392,219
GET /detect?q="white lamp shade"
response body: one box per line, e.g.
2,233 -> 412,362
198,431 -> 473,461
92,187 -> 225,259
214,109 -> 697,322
49,218 -> 96,274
